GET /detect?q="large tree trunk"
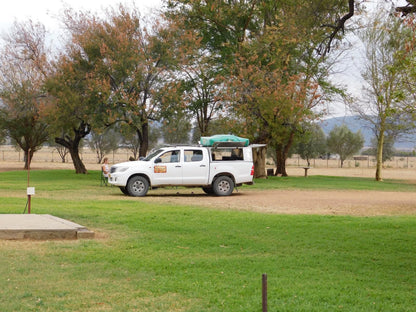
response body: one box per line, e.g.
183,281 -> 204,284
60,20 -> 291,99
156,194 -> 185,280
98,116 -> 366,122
274,130 -> 295,177
55,136 -> 88,174
138,122 -> 149,158
198,110 -> 211,136
275,149 -> 288,176
252,146 -> 267,179
69,146 -> 87,174
55,122 -> 90,174
23,148 -> 35,170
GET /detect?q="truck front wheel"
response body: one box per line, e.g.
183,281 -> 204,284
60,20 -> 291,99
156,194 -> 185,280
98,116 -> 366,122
202,187 -> 214,195
213,176 -> 234,196
119,186 -> 129,195
126,176 -> 149,197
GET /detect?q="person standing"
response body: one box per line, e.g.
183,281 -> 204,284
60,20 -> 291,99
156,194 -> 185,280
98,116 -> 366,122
102,157 -> 110,182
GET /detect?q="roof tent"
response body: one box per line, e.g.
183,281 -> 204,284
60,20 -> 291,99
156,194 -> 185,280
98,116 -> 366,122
200,134 -> 249,147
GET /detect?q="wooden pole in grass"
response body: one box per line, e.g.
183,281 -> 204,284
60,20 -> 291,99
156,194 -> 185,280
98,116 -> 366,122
27,148 -> 31,214
262,273 -> 267,312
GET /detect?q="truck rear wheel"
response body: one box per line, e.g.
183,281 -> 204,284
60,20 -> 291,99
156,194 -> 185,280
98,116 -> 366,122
126,176 -> 149,197
213,176 -> 234,196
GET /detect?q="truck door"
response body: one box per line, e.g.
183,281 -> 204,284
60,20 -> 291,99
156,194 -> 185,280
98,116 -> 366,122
182,149 -> 209,185
152,149 -> 183,185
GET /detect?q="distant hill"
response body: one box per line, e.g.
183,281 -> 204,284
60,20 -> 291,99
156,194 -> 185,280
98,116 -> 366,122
319,116 -> 416,150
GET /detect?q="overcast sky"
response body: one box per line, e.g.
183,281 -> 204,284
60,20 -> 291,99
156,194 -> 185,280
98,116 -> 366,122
0,0 -> 162,35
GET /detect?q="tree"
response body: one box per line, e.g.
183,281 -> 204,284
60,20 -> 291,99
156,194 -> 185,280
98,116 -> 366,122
351,8 -> 415,181
228,25 -> 336,176
54,144 -> 69,163
166,0 -> 351,58
295,123 -> 327,167
0,21 -> 51,169
88,128 -> 120,164
327,124 -> 364,168
294,0 -> 416,55
45,37 -> 106,173
88,6 -> 177,157
161,113 -> 192,144
46,5 -> 175,172
169,28 -> 228,136
119,124 -> 141,160
166,0 -> 349,177
119,122 -> 160,159
363,136 -> 395,163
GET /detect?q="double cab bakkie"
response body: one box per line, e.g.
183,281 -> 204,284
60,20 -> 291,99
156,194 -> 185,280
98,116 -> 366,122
108,141 -> 255,197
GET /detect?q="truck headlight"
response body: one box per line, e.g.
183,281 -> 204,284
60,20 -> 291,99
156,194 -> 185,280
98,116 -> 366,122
112,166 -> 128,173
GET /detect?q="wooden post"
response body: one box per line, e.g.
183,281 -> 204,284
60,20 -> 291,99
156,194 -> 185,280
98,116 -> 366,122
27,149 -> 31,214
262,274 -> 267,312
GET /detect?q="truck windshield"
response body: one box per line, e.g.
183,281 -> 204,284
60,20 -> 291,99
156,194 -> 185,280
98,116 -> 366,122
143,149 -> 163,161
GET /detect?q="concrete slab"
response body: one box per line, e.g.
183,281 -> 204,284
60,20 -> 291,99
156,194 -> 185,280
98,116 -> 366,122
0,214 -> 95,240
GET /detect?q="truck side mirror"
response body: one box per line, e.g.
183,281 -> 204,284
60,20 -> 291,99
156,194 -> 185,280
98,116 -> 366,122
154,158 -> 162,164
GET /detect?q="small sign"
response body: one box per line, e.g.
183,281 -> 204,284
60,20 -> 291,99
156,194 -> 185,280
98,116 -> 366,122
154,165 -> 167,173
27,187 -> 35,195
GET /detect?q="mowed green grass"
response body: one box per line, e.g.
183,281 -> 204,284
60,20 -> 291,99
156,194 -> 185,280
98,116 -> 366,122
0,170 -> 415,311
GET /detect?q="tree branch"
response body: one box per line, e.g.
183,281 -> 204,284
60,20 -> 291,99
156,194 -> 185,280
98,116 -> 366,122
318,0 -> 355,56
396,2 -> 416,16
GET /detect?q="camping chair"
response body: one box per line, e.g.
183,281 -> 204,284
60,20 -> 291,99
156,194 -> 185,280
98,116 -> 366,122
100,167 -> 108,186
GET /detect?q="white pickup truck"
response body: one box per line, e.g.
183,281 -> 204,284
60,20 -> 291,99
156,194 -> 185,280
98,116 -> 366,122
108,143 -> 254,196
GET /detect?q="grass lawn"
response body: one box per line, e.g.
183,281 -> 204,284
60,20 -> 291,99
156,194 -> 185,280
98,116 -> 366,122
0,170 -> 415,311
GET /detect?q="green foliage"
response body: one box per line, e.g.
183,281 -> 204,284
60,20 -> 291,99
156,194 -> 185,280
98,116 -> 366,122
356,8 -> 416,180
166,1 -> 349,177
327,124 -> 364,168
0,21 -> 51,168
362,136 -> 395,163
0,125 -> 5,145
191,117 -> 242,143
166,0 -> 348,62
47,5 -> 178,158
0,170 -> 415,311
294,123 -> 327,165
161,113 -> 192,144
168,31 -> 227,136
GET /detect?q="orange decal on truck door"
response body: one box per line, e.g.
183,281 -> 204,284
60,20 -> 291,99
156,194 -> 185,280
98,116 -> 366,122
154,165 -> 167,173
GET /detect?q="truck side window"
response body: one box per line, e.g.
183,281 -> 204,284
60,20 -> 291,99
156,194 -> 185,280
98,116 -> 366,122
231,149 -> 243,160
211,148 -> 243,161
184,150 -> 203,162
158,150 -> 180,163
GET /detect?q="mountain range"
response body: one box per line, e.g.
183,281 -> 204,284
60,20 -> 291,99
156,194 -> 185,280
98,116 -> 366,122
319,116 -> 416,150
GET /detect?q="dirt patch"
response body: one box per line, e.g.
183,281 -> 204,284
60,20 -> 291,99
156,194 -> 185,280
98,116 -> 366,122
135,188 -> 416,216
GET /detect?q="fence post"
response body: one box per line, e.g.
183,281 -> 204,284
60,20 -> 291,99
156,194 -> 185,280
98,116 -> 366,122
262,273 -> 267,312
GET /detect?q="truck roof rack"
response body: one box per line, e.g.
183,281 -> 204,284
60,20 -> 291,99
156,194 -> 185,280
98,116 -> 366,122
211,141 -> 247,148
